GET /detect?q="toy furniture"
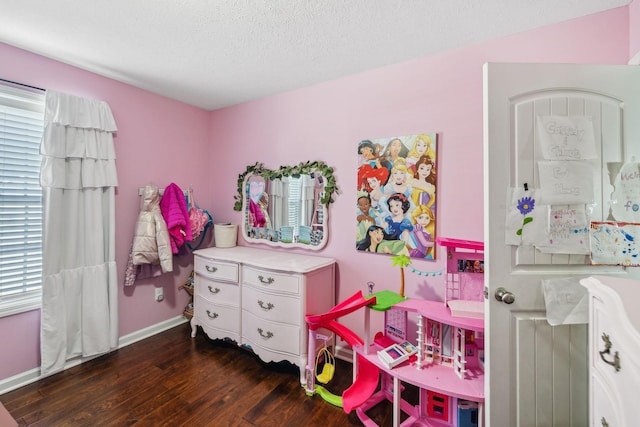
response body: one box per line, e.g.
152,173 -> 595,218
305,291 -> 380,413
427,390 -> 450,421
303,238 -> 485,426
437,237 -> 485,320
315,337 -> 335,384
581,276 -> 640,426
178,270 -> 194,320
191,246 -> 335,385
304,289 -> 484,426
355,296 -> 485,427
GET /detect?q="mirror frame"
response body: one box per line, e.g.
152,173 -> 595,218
234,161 -> 339,250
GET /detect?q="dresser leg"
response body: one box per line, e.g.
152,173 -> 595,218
190,317 -> 197,338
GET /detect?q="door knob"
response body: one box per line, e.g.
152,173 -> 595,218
495,287 -> 515,304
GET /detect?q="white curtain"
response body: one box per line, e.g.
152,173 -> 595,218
300,175 -> 315,226
269,178 -> 289,231
40,91 -> 118,376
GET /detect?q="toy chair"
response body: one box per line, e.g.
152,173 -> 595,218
315,345 -> 335,384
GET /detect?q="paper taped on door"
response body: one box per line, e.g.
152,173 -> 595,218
541,277 -> 588,326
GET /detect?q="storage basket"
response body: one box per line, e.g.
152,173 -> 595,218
214,223 -> 238,248
183,303 -> 193,320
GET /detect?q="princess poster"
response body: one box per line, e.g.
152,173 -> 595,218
356,133 -> 437,259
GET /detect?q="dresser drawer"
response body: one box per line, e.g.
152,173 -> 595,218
190,246 -> 336,387
591,296 -> 635,376
590,292 -> 640,424
243,285 -> 300,324
195,299 -> 240,335
591,371 -> 622,427
242,310 -> 300,355
242,265 -> 299,295
196,276 -> 239,307
195,256 -> 238,283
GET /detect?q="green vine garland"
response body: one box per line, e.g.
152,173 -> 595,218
234,161 -> 339,211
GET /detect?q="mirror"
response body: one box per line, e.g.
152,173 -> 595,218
234,161 -> 338,250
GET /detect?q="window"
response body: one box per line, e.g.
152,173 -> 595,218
287,176 -> 302,233
287,175 -> 318,229
0,83 -> 45,317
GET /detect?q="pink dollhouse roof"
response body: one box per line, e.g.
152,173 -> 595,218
435,237 -> 484,251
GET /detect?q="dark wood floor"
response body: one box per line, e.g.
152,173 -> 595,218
1,323 -> 404,426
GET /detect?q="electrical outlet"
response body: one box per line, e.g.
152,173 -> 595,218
155,287 -> 164,302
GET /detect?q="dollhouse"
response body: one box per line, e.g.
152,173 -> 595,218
305,238 -> 485,427
438,237 -> 485,321
355,292 -> 484,427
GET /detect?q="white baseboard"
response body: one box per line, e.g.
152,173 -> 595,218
0,315 -> 188,396
117,315 -> 188,349
629,50 -> 640,65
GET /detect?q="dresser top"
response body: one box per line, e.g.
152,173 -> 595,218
194,246 -> 335,273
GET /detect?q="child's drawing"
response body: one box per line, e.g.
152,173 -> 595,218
538,160 -> 595,205
536,115 -> 597,160
589,221 -> 640,266
532,205 -> 590,254
609,162 -> 640,223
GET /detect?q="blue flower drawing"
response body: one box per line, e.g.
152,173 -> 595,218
516,196 -> 535,236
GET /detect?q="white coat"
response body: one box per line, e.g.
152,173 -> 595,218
132,184 -> 173,272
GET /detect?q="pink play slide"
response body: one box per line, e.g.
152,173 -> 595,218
305,291 -> 375,327
306,292 -> 379,413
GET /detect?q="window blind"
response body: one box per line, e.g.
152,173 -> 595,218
0,83 -> 45,316
287,177 -> 302,233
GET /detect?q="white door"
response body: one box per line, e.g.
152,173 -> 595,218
484,63 -> 640,426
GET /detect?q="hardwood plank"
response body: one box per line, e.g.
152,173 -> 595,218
0,323 -> 408,426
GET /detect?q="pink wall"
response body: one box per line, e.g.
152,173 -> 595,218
0,42 -> 211,381
0,5 -> 632,385
208,7 -> 630,337
631,0 -> 640,59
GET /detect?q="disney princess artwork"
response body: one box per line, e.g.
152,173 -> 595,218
356,133 -> 438,259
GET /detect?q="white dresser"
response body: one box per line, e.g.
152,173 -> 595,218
581,276 -> 640,427
191,246 -> 335,385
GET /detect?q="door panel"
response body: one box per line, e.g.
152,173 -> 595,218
484,63 -> 640,426
511,90 -> 624,267
513,315 -> 587,426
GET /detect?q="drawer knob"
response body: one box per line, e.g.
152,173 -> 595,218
258,300 -> 274,311
599,333 -> 621,372
208,286 -> 220,294
258,275 -> 274,285
257,328 -> 273,339
206,310 -> 219,319
205,265 -> 218,273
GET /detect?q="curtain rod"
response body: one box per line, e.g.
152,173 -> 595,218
0,78 -> 45,92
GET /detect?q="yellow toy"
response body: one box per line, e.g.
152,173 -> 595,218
315,341 -> 335,384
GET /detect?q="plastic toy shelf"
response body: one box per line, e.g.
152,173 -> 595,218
354,343 -> 485,402
358,295 -> 485,427
394,298 -> 484,332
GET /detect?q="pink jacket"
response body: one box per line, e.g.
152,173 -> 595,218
160,183 -> 192,253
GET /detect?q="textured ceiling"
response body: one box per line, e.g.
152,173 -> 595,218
0,0 -> 631,110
